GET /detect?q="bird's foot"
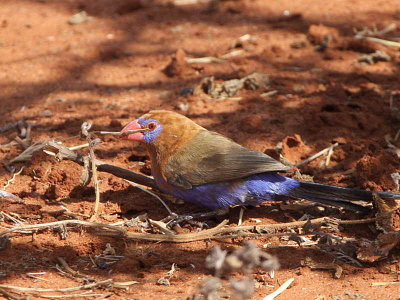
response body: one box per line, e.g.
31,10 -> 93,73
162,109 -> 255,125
162,213 -> 194,227
162,209 -> 228,228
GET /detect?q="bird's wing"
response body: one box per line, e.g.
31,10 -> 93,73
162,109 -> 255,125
163,130 -> 291,189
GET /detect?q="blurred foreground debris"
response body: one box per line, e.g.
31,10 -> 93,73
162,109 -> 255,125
192,242 -> 280,300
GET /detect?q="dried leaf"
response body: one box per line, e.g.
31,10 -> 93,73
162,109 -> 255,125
373,193 -> 400,232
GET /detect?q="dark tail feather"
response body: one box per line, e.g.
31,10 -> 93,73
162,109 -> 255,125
287,181 -> 400,212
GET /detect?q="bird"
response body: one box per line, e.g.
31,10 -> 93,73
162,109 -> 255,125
120,110 -> 399,214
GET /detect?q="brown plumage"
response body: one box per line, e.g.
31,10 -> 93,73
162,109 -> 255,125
120,110 -> 399,211
124,110 -> 290,189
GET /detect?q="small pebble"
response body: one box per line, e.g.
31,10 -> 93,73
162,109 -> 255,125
40,109 -> 53,117
177,102 -> 189,111
170,25 -> 183,33
68,11 -> 90,25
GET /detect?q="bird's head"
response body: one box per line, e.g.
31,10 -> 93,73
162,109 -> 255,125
120,110 -> 204,148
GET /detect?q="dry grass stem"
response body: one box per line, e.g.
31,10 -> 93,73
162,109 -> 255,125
173,0 -> 210,5
56,257 -> 93,282
0,190 -> 24,204
126,180 -> 174,215
220,49 -> 245,59
371,281 -> 400,287
363,36 -> 400,47
3,167 -> 25,189
7,141 -> 47,165
68,143 -> 89,151
185,56 -> 226,64
262,278 -> 294,300
32,292 -> 111,298
0,279 -> 112,293
325,144 -> 335,166
0,288 -> 23,300
238,207 -> 245,226
296,143 -> 339,167
260,90 -> 278,97
0,219 -> 126,237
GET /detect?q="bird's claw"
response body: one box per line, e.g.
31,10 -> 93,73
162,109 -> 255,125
162,209 -> 225,228
162,213 -> 212,229
164,214 -> 194,227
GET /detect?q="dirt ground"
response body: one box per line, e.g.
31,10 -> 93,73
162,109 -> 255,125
1,0 -> 400,299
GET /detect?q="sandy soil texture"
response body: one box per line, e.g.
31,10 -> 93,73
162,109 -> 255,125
0,0 -> 400,299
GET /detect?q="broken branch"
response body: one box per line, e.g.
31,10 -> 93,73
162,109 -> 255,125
80,122 -> 101,220
0,216 -> 376,243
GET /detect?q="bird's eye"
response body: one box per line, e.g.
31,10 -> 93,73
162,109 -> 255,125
147,122 -> 156,130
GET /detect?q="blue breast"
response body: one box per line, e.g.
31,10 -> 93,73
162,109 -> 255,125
155,173 -> 300,209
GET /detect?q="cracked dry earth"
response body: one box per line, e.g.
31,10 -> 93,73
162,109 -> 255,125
0,0 -> 400,299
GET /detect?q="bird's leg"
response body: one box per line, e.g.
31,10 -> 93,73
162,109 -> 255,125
162,208 -> 229,228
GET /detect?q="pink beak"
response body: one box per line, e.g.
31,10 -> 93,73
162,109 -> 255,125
120,119 -> 146,141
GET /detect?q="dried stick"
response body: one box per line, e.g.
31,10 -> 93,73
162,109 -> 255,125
262,278 -> 294,300
32,293 -> 110,298
362,36 -> 400,48
371,281 -> 400,287
0,190 -> 24,203
99,217 -> 377,242
185,57 -> 226,64
56,257 -> 92,281
0,219 -> 126,237
45,140 -> 169,212
81,122 -> 101,220
45,141 -> 157,189
0,279 -> 112,292
0,288 -> 22,300
68,143 -> 89,151
325,144 -> 334,167
296,143 -> 339,167
0,217 -> 377,243
3,167 -> 25,189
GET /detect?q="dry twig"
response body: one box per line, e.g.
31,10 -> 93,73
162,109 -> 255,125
32,292 -> 111,298
371,281 -> 400,287
56,257 -> 94,282
185,56 -> 226,64
0,288 -> 23,300
0,219 -> 126,237
262,278 -> 294,300
3,167 -> 25,190
296,143 -> 339,167
6,141 -> 47,165
0,190 -> 24,204
44,141 -> 157,189
80,122 -> 101,220
0,216 -> 374,243
354,23 -> 397,38
360,36 -> 400,48
0,279 -> 112,293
